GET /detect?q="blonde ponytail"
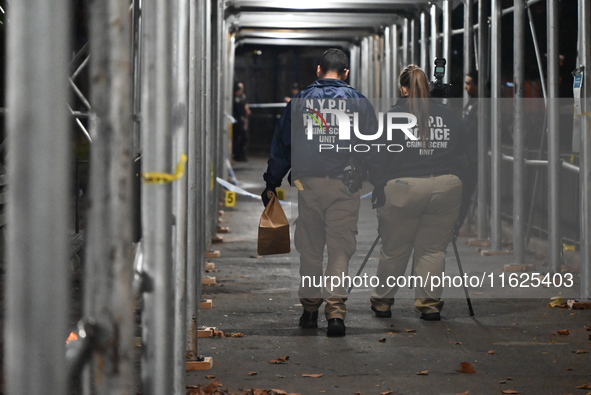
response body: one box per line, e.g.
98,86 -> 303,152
398,65 -> 430,140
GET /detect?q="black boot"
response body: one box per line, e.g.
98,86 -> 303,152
326,318 -> 346,337
299,310 -> 318,328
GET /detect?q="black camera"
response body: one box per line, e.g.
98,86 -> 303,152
430,58 -> 453,98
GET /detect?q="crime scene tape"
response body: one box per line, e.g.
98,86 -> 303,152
216,176 -> 372,201
216,177 -> 261,199
142,154 -> 187,184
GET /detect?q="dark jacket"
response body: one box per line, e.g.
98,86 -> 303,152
263,79 -> 377,188
368,97 -> 467,187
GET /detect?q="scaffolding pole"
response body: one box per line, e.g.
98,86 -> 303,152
547,0 -> 561,272
186,0 -> 206,361
383,26 -> 392,99
463,0 -> 474,106
4,1 -> 71,394
172,0 -> 190,392
140,0 -> 175,392
420,11 -> 428,71
579,0 -> 591,299
442,0 -> 451,84
430,4 -> 438,76
490,0 -> 502,250
82,0 -> 135,393
392,23 -> 399,100
477,0 -> 490,240
513,0 -> 526,264
402,18 -> 409,67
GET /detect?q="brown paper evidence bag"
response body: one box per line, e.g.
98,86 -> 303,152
257,191 -> 290,255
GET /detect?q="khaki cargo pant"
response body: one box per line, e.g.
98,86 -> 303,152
295,177 -> 360,320
370,174 -> 462,314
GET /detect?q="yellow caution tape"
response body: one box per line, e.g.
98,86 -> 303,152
574,112 -> 591,118
142,154 -> 188,184
294,179 -> 304,191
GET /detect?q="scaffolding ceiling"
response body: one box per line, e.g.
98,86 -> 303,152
227,0 -> 462,46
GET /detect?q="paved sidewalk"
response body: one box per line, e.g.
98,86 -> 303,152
187,157 -> 591,395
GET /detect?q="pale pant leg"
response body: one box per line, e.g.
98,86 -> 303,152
295,183 -> 326,313
322,183 -> 360,320
412,175 -> 462,314
370,178 -> 431,311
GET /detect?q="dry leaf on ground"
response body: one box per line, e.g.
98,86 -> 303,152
574,349 -> 589,354
379,338 -> 387,343
557,329 -> 570,335
202,379 -> 220,394
456,392 -> 469,395
501,391 -> 519,394
205,375 -> 216,379
248,372 -> 257,376
225,332 -> 245,338
584,326 -> 591,331
381,391 -> 393,395
455,362 -> 476,374
406,329 -> 417,333
577,384 -> 591,389
268,355 -> 290,364
487,350 -> 496,355
416,370 -> 429,375
301,373 -> 324,378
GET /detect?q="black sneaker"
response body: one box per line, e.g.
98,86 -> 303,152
299,310 -> 318,328
326,318 -> 346,337
371,306 -> 392,318
420,312 -> 441,321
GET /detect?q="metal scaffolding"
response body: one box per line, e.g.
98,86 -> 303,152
2,0 -> 591,394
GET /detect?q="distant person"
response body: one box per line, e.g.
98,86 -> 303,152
283,82 -> 300,103
368,65 -> 466,322
261,48 -> 378,337
232,82 -> 251,162
457,69 -> 479,229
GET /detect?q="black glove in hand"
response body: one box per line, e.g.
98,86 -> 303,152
371,186 -> 386,209
261,187 -> 277,207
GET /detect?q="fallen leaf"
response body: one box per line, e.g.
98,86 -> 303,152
454,342 -> 462,345
379,338 -> 387,343
557,329 -> 570,335
406,329 -> 417,333
501,391 -> 518,394
499,381 -> 506,384
387,331 -> 396,335
549,297 -> 565,307
566,367 -> 574,371
302,373 -> 324,378
186,386 -> 205,395
213,330 -> 224,338
506,377 -> 515,380
268,355 -> 290,364
455,362 -> 476,374
204,375 -> 216,379
487,350 -> 496,355
270,390 -> 288,395
225,332 -> 245,338
573,349 -> 589,354
456,392 -> 469,395
353,392 -> 362,395
248,372 -> 257,376
416,370 -> 429,375
584,326 -> 591,331
577,384 -> 591,389
202,379 -> 219,394
381,392 -> 393,395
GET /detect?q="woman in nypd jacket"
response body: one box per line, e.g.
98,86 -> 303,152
368,64 -> 466,321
